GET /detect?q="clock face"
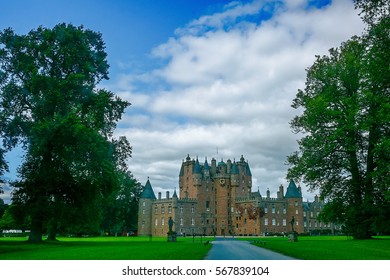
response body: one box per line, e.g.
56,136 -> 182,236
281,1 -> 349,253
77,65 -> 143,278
220,179 -> 225,185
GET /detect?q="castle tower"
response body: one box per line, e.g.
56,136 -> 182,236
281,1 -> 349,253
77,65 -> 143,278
285,179 -> 304,233
193,157 -> 202,187
138,179 -> 156,236
230,160 -> 240,187
179,155 -> 198,199
203,158 -> 210,178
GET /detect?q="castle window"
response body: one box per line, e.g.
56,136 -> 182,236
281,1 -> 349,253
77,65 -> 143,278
142,202 -> 145,207
191,206 -> 195,213
155,218 -> 158,226
161,207 -> 165,214
180,206 -> 183,214
272,219 -> 276,226
283,219 -> 286,226
154,207 -> 158,214
142,221 -> 145,228
283,207 -> 286,214
161,218 -> 165,226
142,209 -> 145,215
264,207 -> 268,214
272,207 -> 275,214
206,201 -> 210,211
191,218 -> 195,226
168,206 -> 172,214
264,218 -> 268,226
310,212 -> 313,217
296,209 -> 299,215
180,218 -> 183,226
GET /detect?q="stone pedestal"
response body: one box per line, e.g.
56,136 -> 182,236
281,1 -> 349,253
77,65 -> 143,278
167,231 -> 177,242
288,231 -> 298,242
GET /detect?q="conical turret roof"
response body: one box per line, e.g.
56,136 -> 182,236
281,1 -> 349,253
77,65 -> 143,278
140,179 -> 156,199
231,161 -> 239,174
285,179 -> 302,198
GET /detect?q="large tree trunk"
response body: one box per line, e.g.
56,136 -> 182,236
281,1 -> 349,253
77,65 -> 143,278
28,219 -> 43,242
47,219 -> 58,241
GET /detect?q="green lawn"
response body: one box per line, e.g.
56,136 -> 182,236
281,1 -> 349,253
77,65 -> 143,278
246,235 -> 390,260
0,236 -> 213,260
2,235 -> 389,260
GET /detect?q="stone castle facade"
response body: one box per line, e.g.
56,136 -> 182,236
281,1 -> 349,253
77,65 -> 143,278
138,155 -> 337,237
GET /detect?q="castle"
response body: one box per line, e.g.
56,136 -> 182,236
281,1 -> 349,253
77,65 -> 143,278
138,155 -> 338,237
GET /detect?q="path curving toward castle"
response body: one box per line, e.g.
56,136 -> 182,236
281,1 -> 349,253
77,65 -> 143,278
204,237 -> 297,260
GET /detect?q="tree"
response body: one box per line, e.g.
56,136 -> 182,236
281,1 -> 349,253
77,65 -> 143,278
0,24 -> 131,242
354,0 -> 389,26
0,149 -> 8,191
288,10 -> 389,238
101,171 -> 142,235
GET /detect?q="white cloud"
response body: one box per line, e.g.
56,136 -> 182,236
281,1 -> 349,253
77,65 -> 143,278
115,0 -> 365,201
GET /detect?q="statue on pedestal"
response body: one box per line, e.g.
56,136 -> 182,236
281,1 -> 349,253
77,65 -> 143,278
290,216 -> 295,232
168,217 -> 174,233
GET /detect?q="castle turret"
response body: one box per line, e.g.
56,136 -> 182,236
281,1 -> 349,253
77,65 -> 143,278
277,184 -> 284,199
211,158 -> 217,175
227,159 -> 232,174
285,179 -> 304,233
138,179 -> 156,236
172,189 -> 178,207
230,160 -> 239,187
193,157 -> 202,186
203,158 -> 210,178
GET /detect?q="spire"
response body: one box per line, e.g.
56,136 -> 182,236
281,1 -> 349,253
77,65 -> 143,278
172,188 -> 178,198
140,179 -> 156,199
245,161 -> 252,176
193,157 -> 202,174
204,157 -> 210,170
285,179 -> 302,198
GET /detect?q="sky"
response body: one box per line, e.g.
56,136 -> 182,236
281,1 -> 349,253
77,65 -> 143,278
0,0 -> 365,204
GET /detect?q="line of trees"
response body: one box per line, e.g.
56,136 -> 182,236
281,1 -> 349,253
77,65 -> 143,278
0,24 -> 143,241
288,0 -> 389,239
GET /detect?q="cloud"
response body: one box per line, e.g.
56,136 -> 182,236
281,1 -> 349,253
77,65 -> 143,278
115,0 -> 365,200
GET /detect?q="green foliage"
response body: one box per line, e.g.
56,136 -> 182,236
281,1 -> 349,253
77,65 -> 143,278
0,24 -> 131,241
101,171 -> 143,235
354,0 -> 390,26
288,7 -> 390,239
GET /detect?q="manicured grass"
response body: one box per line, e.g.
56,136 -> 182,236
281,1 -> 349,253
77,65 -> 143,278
245,235 -> 390,260
0,236 -> 213,260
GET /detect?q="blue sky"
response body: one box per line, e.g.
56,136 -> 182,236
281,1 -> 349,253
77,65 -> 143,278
0,0 -> 365,203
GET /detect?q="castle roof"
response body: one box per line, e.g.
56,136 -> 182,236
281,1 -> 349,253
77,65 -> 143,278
172,189 -> 178,198
193,157 -> 202,174
204,158 -> 210,170
140,179 -> 156,199
245,162 -> 252,176
231,161 -> 239,174
285,179 -> 302,198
